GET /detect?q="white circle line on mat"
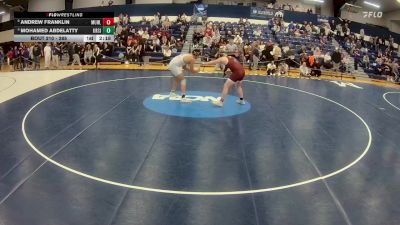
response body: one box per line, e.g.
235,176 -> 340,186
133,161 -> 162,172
383,92 -> 400,111
21,76 -> 372,196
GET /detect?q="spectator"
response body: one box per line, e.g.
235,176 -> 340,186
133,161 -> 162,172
311,59 -> 322,78
137,39 -> 145,66
233,34 -> 243,45
33,44 -> 41,70
392,60 -> 399,82
141,30 -> 150,40
251,42 -> 260,70
279,62 -> 289,76
331,48 -> 342,71
162,46 -> 172,65
162,16 -> 171,30
271,43 -> 282,65
288,21 -> 295,33
127,42 -> 139,63
253,27 -> 262,38
83,44 -> 94,65
7,47 -> 14,67
267,62 -> 277,75
243,42 -> 252,63
29,44 -> 34,65
323,52 -> 333,69
362,53 -> 369,69
20,46 -> 28,70
13,46 -> 20,71
0,47 -> 3,70
44,43 -> 52,69
93,44 -> 101,66
225,39 -> 239,58
71,43 -> 82,66
52,42 -> 62,68
116,23 -> 123,35
300,61 -> 310,77
102,43 -> 112,57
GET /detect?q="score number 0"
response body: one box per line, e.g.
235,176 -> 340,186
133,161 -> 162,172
102,18 -> 114,26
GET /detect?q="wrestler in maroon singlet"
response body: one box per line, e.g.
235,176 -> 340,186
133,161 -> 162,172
202,55 -> 246,107
225,56 -> 246,82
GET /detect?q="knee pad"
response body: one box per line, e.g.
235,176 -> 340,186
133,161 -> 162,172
181,79 -> 187,85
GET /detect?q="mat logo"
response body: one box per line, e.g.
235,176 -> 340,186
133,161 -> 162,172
330,81 -> 363,89
152,94 -> 218,102
144,91 -> 251,118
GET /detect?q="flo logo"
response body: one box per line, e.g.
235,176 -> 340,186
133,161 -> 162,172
363,11 -> 383,18
143,91 -> 251,118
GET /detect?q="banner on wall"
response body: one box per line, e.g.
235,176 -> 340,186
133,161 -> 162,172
250,7 -> 283,19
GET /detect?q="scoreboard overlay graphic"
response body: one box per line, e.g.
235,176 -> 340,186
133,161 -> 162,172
14,12 -> 115,42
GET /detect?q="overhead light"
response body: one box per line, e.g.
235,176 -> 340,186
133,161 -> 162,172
363,1 -> 380,8
0,11 -> 5,15
309,0 -> 324,2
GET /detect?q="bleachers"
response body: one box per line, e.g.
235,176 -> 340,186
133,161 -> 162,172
205,20 -> 336,68
337,37 -> 400,79
98,20 -> 188,64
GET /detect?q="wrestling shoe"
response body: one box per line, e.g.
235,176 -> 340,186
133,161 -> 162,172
212,100 -> 224,107
236,99 -> 245,105
180,97 -> 192,103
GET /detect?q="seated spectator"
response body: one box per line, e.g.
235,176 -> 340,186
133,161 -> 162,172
245,18 -> 251,26
162,46 -> 172,65
279,62 -> 289,76
84,44 -> 94,65
138,27 -> 144,36
267,62 -> 277,75
363,54 -> 370,69
126,42 -> 135,62
288,21 -> 295,33
233,34 -> 243,45
305,23 -> 312,34
272,44 -> 282,65
311,59 -> 322,77
323,53 -> 333,69
162,16 -> 171,30
225,39 -> 239,57
253,27 -> 262,38
239,18 -> 245,26
116,23 -> 123,36
331,48 -> 342,71
243,42 -> 252,63
141,30 -> 150,40
102,43 -> 112,57
123,13 -> 129,25
392,60 -> 399,82
139,16 -> 147,25
300,61 -> 310,77
71,43 -> 82,66
203,35 -> 213,48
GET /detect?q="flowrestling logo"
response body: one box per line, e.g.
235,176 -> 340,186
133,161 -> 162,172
143,91 -> 251,118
